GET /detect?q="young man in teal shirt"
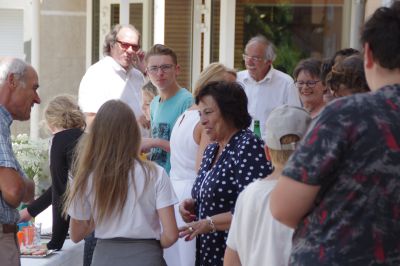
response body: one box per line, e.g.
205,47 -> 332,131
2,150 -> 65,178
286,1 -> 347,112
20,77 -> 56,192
142,44 -> 193,174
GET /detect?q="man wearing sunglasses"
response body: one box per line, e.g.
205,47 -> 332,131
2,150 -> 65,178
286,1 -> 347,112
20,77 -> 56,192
237,35 -> 300,140
77,24 -> 147,266
79,24 -> 147,131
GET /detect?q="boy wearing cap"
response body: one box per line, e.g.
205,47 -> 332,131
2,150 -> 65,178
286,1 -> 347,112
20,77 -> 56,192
223,105 -> 311,266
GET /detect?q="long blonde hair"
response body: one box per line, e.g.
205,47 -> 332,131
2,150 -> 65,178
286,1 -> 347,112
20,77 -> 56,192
193,62 -> 236,97
64,100 -> 154,223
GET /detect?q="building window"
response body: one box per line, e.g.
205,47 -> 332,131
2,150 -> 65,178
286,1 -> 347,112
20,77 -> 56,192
210,0 -> 347,75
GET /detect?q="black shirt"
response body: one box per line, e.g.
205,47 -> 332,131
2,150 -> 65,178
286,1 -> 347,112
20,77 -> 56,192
27,128 -> 83,250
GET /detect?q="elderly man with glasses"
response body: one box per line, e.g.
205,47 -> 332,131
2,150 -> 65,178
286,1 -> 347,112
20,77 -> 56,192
78,24 -> 147,131
237,35 -> 301,140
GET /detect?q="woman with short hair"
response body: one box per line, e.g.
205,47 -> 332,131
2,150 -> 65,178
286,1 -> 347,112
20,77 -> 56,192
165,63 -> 236,266
179,81 -> 272,266
293,58 -> 327,119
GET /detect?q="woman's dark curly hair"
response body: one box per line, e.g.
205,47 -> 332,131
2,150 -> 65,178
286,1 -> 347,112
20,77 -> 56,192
195,81 -> 251,130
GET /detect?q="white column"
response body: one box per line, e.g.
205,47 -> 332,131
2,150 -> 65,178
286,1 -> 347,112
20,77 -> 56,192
142,0 -> 153,50
86,0 -> 92,68
219,0 -> 235,68
349,0 -> 365,50
192,0 -> 212,88
192,0 -> 202,87
119,0 -> 129,25
30,0 -> 40,140
153,0 -> 165,44
203,0 -> 211,68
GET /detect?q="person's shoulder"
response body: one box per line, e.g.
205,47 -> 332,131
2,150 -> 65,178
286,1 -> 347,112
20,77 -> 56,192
237,179 -> 275,202
270,67 -> 294,83
316,94 -> 370,128
325,92 -> 368,114
81,58 -> 111,82
178,87 -> 193,97
231,129 -> 264,154
52,128 -> 83,147
176,88 -> 194,104
235,129 -> 261,144
86,57 -> 109,71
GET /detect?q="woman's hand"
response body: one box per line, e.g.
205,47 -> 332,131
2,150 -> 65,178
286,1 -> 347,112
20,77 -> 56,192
18,208 -> 32,223
178,219 -> 212,241
179,198 -> 196,223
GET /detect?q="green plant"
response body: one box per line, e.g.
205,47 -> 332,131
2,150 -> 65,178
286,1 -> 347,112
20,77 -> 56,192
11,134 -> 50,197
244,4 -> 305,75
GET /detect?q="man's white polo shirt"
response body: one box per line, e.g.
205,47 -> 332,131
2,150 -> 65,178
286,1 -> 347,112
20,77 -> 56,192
79,56 -> 145,116
237,67 -> 301,139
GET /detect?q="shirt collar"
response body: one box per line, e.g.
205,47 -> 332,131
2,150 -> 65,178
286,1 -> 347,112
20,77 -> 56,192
105,56 -> 130,76
0,105 -> 13,127
244,65 -> 275,84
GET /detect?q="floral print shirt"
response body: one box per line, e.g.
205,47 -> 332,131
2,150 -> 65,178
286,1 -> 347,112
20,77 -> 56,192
283,84 -> 400,265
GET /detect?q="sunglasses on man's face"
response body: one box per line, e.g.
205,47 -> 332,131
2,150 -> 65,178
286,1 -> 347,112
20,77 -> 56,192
116,40 -> 140,52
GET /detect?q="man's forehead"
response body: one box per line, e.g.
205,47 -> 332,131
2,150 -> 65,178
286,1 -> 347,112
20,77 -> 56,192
146,55 -> 174,65
26,66 -> 39,87
117,28 -> 139,42
246,41 -> 266,52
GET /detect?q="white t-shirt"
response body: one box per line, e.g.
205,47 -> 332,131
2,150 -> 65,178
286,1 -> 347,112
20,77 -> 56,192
237,67 -> 301,140
78,56 -> 145,116
226,178 -> 293,266
67,162 -> 177,239
169,109 -> 199,182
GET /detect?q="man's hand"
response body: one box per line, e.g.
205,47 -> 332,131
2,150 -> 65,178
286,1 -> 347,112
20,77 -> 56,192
134,50 -> 146,74
18,208 -> 33,223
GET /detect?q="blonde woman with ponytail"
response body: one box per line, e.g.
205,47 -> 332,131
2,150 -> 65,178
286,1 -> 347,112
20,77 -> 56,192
65,100 -> 178,266
19,95 -> 85,250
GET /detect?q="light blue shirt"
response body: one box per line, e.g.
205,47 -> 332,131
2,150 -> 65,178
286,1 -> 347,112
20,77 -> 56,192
0,105 -> 27,224
150,88 -> 193,174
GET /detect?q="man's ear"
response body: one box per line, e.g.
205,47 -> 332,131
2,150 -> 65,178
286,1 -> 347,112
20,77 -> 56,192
175,64 -> 181,75
7,73 -> 17,89
364,43 -> 374,69
264,145 -> 271,161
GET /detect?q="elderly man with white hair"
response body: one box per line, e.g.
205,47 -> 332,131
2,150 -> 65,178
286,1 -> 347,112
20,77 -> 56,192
0,57 -> 40,266
237,35 -> 301,139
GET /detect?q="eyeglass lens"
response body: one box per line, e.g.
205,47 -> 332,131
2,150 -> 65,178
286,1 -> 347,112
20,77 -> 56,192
147,64 -> 174,73
117,40 -> 140,51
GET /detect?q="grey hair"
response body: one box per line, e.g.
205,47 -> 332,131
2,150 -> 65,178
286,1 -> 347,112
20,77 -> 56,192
246,35 -> 277,62
0,57 -> 29,87
103,24 -> 140,56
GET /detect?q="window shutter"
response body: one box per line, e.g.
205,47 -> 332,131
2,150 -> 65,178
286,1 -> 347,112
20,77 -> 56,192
0,9 -> 24,58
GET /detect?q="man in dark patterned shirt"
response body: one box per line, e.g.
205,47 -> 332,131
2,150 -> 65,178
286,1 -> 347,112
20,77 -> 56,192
270,2 -> 400,265
0,57 -> 40,265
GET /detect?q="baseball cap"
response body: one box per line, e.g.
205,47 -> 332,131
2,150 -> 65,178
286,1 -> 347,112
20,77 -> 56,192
264,105 -> 311,150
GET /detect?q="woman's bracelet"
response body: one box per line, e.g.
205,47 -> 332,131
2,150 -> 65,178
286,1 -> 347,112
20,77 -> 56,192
206,216 -> 216,233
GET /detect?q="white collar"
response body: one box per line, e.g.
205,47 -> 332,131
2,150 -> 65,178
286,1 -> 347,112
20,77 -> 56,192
243,65 -> 275,84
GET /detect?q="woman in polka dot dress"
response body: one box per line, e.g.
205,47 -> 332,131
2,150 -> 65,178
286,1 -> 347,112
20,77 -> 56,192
179,81 -> 272,266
